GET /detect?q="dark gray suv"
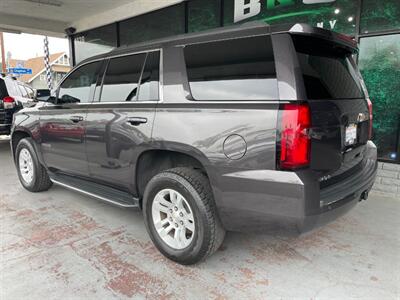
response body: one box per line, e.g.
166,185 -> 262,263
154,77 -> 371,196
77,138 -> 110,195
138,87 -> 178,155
10,23 -> 377,264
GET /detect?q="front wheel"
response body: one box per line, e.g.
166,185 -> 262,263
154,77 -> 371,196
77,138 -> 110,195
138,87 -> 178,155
16,138 -> 52,192
143,167 -> 225,265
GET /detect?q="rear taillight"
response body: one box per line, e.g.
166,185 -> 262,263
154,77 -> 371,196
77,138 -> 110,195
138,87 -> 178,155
367,98 -> 373,139
3,96 -> 15,109
279,103 -> 311,170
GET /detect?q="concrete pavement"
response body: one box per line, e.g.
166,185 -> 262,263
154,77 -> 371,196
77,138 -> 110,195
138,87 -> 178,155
0,136 -> 399,300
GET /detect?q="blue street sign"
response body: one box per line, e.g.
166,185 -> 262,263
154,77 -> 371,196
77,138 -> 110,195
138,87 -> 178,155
8,68 -> 33,75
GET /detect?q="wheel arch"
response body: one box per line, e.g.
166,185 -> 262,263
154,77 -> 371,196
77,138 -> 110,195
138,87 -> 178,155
135,146 -> 216,207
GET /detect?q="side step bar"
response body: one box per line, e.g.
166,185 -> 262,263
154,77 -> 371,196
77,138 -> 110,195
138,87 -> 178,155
50,173 -> 139,208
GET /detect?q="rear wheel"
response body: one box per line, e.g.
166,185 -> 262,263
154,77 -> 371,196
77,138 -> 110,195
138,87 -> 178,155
16,138 -> 52,192
143,167 -> 225,265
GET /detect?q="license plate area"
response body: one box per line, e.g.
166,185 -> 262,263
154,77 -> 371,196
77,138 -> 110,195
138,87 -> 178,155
345,124 -> 357,146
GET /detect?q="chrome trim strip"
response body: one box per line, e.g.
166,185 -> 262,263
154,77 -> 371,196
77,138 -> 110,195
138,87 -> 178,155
51,178 -> 138,208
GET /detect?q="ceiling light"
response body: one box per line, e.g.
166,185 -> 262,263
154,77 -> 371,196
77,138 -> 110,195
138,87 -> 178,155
334,8 -> 340,14
23,0 -> 63,7
348,16 -> 354,22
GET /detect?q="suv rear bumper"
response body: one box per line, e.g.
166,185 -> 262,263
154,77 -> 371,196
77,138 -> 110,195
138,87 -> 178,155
216,141 -> 377,234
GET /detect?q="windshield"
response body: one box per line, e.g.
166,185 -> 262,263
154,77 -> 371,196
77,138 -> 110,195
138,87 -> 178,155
293,36 -> 365,100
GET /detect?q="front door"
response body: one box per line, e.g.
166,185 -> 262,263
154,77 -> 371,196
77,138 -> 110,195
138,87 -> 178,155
85,51 -> 160,194
39,61 -> 103,177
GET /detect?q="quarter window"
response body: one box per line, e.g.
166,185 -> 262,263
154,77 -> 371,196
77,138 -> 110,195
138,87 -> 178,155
58,61 -> 101,104
100,51 -> 160,102
184,35 -> 278,101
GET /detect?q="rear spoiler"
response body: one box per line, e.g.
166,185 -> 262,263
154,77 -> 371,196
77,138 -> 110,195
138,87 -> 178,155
272,23 -> 358,53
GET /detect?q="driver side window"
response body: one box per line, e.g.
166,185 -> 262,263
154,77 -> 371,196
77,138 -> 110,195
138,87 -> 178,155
57,61 -> 101,104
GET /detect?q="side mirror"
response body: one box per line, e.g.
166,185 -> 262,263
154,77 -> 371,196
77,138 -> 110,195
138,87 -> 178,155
35,89 -> 51,102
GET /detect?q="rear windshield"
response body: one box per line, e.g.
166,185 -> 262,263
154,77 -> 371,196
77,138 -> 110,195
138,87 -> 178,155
293,36 -> 365,100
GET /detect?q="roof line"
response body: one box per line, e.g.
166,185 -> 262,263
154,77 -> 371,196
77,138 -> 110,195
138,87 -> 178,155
28,53 -> 66,83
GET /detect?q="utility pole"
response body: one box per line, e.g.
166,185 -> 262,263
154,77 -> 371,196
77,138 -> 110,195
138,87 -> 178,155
0,32 -> 6,73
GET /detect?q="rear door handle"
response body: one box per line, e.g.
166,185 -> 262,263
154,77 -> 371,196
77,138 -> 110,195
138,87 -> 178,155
70,116 -> 84,123
126,117 -> 147,126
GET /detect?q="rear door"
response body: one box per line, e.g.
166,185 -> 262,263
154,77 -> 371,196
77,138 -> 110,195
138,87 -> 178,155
85,51 -> 160,194
291,35 -> 370,173
39,60 -> 103,177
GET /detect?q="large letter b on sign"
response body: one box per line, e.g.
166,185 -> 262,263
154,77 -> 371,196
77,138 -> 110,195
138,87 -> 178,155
234,0 -> 261,23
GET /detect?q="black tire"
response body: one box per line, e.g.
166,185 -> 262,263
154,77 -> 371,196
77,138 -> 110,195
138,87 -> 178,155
143,167 -> 225,265
15,138 -> 52,192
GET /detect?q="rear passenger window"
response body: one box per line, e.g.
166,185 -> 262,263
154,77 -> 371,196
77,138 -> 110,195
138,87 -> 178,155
138,51 -> 160,101
101,54 -> 146,102
184,36 -> 278,101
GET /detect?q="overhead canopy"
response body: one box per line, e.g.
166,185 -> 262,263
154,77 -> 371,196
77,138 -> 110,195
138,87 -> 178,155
0,0 -> 183,37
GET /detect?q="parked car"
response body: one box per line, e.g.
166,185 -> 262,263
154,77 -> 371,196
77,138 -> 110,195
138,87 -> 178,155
0,74 -> 35,135
10,23 -> 377,265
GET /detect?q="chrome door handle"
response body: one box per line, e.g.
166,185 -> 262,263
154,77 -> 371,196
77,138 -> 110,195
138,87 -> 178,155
126,117 -> 147,126
70,116 -> 84,123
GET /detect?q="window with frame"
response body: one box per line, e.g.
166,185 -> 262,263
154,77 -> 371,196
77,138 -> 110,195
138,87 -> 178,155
100,54 -> 146,102
100,51 -> 160,102
57,61 -> 101,104
184,35 -> 278,100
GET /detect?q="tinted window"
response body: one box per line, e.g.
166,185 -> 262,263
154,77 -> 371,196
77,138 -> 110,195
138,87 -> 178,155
293,36 -> 364,100
361,0 -> 400,34
101,54 -> 146,102
188,0 -> 220,33
138,51 -> 160,101
74,24 -> 117,64
359,34 -> 400,162
119,4 -> 185,47
184,36 -> 278,101
58,61 -> 101,104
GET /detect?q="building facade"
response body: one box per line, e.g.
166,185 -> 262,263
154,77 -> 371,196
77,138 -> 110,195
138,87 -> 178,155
68,0 -> 400,163
8,53 -> 71,89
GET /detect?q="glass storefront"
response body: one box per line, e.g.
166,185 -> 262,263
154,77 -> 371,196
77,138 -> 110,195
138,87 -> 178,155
360,0 -> 400,34
74,24 -> 117,64
119,4 -> 185,47
359,34 -> 400,161
224,0 -> 358,35
188,0 -> 221,32
71,0 -> 400,162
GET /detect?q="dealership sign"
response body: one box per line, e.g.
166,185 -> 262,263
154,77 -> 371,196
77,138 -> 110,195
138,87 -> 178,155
234,0 -> 336,23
